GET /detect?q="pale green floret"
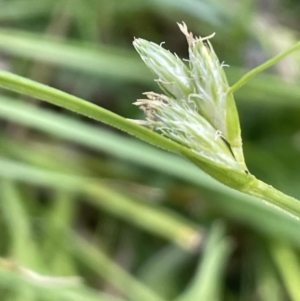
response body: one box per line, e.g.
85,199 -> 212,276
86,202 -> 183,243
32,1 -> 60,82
134,92 -> 240,168
187,36 -> 228,139
133,38 -> 194,98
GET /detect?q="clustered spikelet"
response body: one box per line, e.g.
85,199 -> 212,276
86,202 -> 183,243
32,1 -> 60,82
133,22 -> 246,170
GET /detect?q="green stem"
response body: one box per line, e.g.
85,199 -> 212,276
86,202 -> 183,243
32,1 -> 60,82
69,233 -> 167,301
176,222 -> 232,301
0,158 -> 201,250
0,70 -> 183,156
269,240 -> 300,301
228,41 -> 300,94
246,178 -> 300,219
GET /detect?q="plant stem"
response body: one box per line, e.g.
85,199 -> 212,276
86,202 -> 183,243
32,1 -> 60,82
0,70 -> 183,156
228,41 -> 300,94
246,178 -> 300,219
0,158 -> 201,250
269,240 -> 300,301
69,233 -> 167,301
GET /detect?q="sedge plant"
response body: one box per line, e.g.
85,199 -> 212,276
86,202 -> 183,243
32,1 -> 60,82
0,22 -> 300,220
131,22 -> 300,219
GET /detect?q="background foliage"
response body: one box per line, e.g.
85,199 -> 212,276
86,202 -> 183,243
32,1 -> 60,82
1,0 -> 300,300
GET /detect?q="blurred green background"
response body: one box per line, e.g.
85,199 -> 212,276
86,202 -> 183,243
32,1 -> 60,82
1,0 -> 300,300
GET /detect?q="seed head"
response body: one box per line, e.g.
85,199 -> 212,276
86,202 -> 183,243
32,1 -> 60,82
133,22 -> 246,171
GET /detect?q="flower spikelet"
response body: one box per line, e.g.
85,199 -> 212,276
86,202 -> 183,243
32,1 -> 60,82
132,23 -> 246,170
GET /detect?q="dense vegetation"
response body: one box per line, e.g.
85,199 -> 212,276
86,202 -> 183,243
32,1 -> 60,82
1,1 -> 300,300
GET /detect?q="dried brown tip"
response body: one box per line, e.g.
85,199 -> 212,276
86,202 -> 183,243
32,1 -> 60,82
177,22 -> 194,45
178,21 -> 216,45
